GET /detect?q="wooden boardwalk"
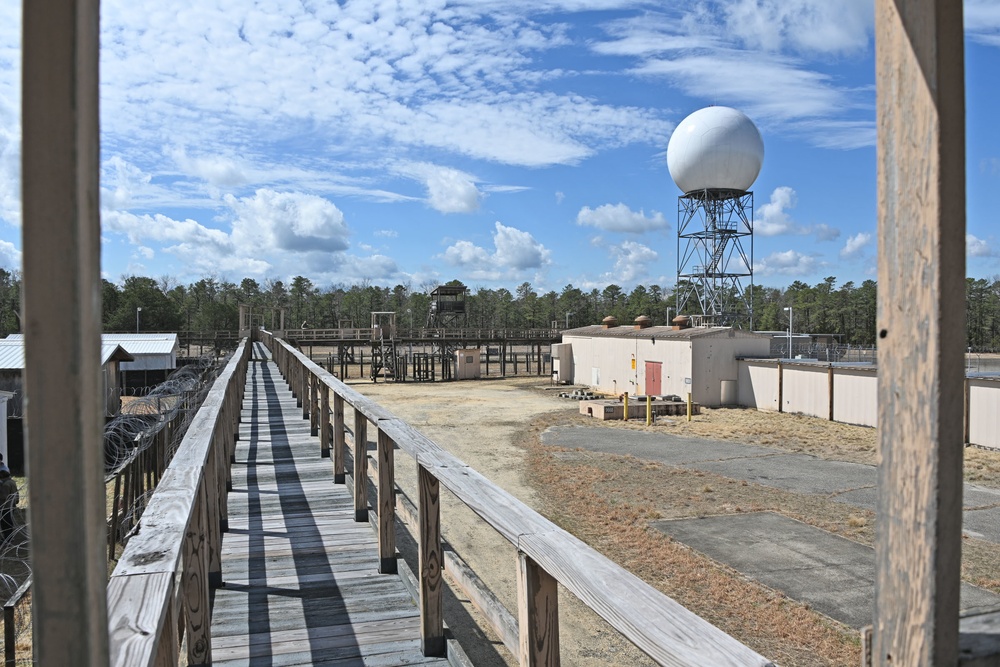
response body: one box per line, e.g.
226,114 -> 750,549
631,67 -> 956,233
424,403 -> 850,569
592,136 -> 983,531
210,355 -> 450,666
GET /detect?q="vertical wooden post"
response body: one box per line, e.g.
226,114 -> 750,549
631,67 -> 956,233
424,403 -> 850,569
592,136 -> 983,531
873,1 -> 965,665
333,394 -> 346,483
418,463 -> 444,656
517,552 -> 560,667
353,410 -> 368,522
377,427 -> 397,574
309,372 -> 319,435
964,377 -> 971,445
301,364 -> 310,420
204,451 -> 223,589
21,0 -> 108,663
183,480 -> 212,666
320,382 -> 331,458
828,364 -> 835,421
777,361 -> 783,413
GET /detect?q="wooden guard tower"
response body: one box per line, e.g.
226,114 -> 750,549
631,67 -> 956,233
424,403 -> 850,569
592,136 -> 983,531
426,283 -> 468,328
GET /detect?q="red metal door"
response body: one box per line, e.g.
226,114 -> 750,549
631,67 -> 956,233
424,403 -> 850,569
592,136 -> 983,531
645,361 -> 662,396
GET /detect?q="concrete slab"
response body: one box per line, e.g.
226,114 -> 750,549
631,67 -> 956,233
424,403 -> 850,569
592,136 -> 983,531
545,425 -> 1000,542
541,426 -> 780,465
652,512 -> 1000,629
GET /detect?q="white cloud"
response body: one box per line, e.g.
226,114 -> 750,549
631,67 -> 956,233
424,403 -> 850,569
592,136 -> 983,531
757,249 -> 818,276
596,11 -> 875,148
966,0 -> 1000,47
442,240 -> 492,267
840,231 -> 872,259
720,0 -> 873,55
227,189 -> 350,253
813,223 -> 841,242
576,203 -> 669,233
968,234 -> 994,258
374,229 -> 399,238
171,148 -> 248,188
0,240 -> 20,269
757,186 -> 799,236
607,240 -> 659,282
439,222 -> 550,279
555,191 -> 565,204
493,222 -> 551,270
395,163 -> 482,214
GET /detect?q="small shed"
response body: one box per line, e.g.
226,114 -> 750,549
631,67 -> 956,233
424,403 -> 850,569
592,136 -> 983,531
560,320 -> 771,407
454,348 -> 481,380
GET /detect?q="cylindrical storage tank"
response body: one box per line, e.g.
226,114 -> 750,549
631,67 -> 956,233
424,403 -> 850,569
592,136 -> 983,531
721,379 -> 738,406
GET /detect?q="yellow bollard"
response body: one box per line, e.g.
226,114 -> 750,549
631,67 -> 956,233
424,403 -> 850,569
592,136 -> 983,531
623,392 -> 629,421
687,392 -> 693,422
646,394 -> 652,426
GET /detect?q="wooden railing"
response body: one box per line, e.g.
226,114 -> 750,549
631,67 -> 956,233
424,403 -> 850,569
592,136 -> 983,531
283,327 -> 561,341
261,329 -> 773,666
106,339 -> 250,667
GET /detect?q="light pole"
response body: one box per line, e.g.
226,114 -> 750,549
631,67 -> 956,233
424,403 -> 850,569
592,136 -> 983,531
783,306 -> 793,359
136,306 -> 142,333
564,311 -> 573,329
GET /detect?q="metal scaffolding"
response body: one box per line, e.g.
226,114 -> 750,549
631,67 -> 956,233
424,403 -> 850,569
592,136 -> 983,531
676,188 -> 754,328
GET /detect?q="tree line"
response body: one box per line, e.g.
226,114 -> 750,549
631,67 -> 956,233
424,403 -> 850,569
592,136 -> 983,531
1,268 -> 999,349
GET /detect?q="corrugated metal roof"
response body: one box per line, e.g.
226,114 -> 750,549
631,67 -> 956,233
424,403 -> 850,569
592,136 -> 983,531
561,325 -> 767,341
0,341 -> 24,370
8,333 -> 179,356
0,341 -> 134,369
102,333 -> 178,356
101,344 -> 134,365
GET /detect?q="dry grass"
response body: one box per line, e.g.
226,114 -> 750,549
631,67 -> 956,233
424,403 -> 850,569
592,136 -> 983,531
517,397 -> 1000,666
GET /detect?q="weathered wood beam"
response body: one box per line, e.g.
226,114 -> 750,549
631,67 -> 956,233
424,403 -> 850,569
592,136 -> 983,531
21,0 -> 108,664
874,1 -> 965,665
517,552 -> 560,667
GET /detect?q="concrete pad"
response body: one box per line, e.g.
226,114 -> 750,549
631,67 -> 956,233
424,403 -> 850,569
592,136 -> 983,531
541,426 -> 779,465
652,512 -> 1000,629
688,454 -> 875,496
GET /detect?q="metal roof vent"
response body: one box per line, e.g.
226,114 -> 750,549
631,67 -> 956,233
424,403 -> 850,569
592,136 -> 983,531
672,315 -> 692,330
601,316 -> 619,329
634,315 -> 653,329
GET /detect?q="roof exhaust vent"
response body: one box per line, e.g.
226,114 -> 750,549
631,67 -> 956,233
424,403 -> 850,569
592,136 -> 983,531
672,315 -> 692,330
601,316 -> 619,329
634,315 -> 653,330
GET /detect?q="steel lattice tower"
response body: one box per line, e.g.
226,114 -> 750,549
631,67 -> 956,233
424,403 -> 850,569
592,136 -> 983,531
676,188 -> 754,328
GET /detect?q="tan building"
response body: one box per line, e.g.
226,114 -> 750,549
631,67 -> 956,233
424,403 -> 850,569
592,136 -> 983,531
557,319 -> 771,407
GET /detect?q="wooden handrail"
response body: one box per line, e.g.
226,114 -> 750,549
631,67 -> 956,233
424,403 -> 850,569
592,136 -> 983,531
106,339 -> 250,667
265,331 -> 774,667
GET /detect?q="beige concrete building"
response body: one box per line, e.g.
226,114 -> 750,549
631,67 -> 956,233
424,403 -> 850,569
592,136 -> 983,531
558,321 -> 770,407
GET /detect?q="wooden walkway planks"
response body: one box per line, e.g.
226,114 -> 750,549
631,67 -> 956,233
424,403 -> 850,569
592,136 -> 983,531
211,359 -> 449,666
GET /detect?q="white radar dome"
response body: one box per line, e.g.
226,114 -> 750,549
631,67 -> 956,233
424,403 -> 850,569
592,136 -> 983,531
666,106 -> 764,194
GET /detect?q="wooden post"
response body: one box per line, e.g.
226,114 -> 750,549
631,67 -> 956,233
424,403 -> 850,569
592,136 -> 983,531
353,410 -> 368,522
320,382 -> 331,458
828,364 -> 835,422
777,361 -> 783,413
964,377 -> 971,445
21,0 -> 108,662
517,552 -> 560,667
183,480 -> 212,666
873,1 -> 965,665
310,372 -> 319,436
301,363 -> 310,420
418,464 -> 444,656
377,427 -> 397,574
333,394 -> 346,483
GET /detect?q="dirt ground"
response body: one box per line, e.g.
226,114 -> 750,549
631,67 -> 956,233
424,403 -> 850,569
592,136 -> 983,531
355,376 -> 1000,667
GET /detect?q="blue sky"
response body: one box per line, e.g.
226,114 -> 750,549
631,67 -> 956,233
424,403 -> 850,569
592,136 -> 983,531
0,1 -> 998,293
